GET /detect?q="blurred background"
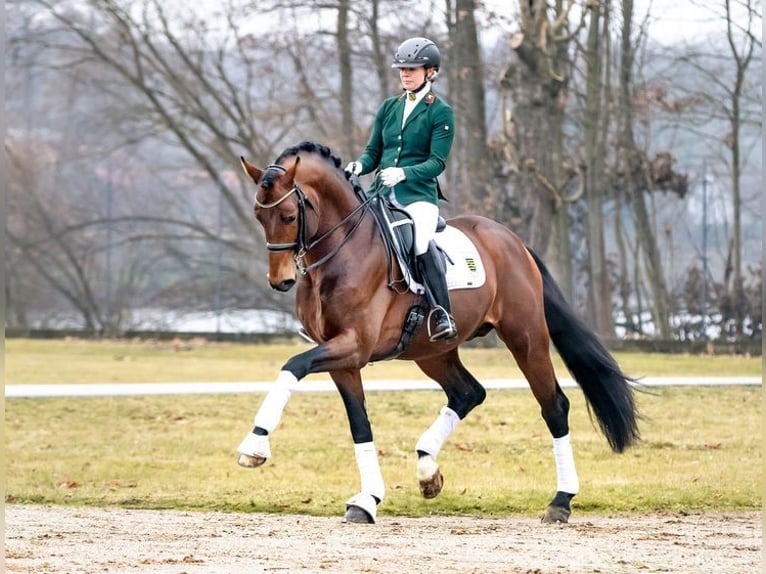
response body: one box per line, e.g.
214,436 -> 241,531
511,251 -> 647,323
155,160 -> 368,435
5,0 -> 762,347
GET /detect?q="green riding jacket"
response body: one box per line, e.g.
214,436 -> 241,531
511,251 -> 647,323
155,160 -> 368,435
357,91 -> 454,205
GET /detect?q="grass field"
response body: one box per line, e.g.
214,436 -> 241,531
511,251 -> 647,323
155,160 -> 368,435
4,339 -> 762,518
5,387 -> 761,517
4,337 -> 762,384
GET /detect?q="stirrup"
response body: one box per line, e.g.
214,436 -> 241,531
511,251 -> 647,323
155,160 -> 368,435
427,307 -> 457,342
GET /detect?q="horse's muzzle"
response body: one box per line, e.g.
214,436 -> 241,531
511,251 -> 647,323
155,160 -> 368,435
271,278 -> 296,292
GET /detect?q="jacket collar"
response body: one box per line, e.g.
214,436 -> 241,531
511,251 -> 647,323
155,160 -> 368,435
401,92 -> 436,130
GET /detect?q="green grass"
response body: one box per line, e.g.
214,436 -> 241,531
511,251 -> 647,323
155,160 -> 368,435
5,339 -> 762,517
4,338 -> 762,385
5,386 -> 762,517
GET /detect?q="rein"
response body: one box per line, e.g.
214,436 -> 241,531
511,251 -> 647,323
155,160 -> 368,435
256,164 -> 374,275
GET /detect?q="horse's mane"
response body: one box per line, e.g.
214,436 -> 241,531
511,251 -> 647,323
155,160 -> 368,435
275,141 -> 343,172
262,141 -> 347,191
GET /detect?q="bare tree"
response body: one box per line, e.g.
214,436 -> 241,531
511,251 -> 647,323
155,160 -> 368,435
614,0 -> 672,338
8,0 -> 302,329
582,0 -> 613,336
8,0 -> 760,341
501,0 -> 588,298
639,0 -> 762,337
445,0 -> 491,213
722,0 -> 760,333
337,0 -> 355,160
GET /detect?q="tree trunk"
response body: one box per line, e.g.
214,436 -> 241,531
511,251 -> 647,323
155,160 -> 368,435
724,0 -> 755,335
336,0 -> 354,161
731,77 -> 744,331
630,186 -> 672,337
583,0 -> 613,336
614,190 -> 638,335
550,113 -> 572,299
504,0 -> 574,297
369,0 -> 390,101
449,0 -> 490,214
618,0 -> 671,338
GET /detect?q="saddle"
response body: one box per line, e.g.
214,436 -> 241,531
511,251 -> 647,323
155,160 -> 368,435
358,187 -> 448,295
348,176 -> 484,354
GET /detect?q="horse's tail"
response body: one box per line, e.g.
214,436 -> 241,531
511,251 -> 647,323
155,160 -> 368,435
527,248 -> 640,453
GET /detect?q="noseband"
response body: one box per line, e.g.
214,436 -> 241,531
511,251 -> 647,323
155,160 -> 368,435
254,163 -> 373,275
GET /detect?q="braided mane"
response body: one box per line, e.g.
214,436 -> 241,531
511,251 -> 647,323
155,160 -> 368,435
276,141 -> 343,171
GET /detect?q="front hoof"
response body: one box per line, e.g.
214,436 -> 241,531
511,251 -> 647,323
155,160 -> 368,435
237,453 -> 267,468
417,454 -> 444,499
236,432 -> 271,468
343,505 -> 374,524
344,493 -> 378,524
419,469 -> 444,499
541,504 -> 571,523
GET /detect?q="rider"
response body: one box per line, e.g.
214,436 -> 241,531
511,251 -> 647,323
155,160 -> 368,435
345,37 -> 457,341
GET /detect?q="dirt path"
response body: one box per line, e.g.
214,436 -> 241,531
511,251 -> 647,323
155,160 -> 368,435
5,505 -> 761,573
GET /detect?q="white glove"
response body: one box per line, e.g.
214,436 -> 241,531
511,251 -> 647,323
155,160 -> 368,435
380,167 -> 406,187
345,161 -> 362,175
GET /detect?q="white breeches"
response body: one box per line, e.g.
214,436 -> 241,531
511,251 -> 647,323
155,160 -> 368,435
388,193 -> 439,255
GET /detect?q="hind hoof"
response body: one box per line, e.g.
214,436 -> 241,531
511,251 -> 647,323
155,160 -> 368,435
237,453 -> 267,468
541,504 -> 571,524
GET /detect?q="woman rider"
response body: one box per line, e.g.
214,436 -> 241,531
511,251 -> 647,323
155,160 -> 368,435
345,37 -> 457,341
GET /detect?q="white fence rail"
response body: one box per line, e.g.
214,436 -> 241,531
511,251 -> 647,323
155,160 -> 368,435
5,377 -> 761,398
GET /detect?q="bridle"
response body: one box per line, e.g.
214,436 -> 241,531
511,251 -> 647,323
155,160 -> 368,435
254,164 -> 307,253
254,163 -> 373,275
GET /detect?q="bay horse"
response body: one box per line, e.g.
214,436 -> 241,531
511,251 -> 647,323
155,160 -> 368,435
238,141 -> 639,524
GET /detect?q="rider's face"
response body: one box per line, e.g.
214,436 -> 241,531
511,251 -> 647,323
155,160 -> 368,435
399,66 -> 428,91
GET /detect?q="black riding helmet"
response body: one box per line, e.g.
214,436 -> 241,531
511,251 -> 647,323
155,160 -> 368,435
391,37 -> 441,70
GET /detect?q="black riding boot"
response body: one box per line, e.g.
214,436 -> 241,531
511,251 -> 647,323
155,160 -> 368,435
416,251 -> 457,341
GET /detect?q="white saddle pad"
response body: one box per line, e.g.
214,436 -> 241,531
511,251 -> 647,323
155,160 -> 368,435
402,225 -> 486,295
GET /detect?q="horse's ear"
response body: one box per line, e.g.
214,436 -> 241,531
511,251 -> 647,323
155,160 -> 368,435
284,155 -> 300,185
240,156 -> 263,183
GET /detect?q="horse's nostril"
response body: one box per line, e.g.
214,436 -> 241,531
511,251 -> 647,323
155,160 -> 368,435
273,279 -> 296,292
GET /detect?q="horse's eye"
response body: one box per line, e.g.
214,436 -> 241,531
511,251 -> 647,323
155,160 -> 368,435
282,214 -> 296,224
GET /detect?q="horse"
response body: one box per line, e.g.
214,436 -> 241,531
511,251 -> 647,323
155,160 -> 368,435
237,141 -> 639,524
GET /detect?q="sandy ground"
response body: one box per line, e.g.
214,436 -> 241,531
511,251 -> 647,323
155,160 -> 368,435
4,505 -> 761,574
